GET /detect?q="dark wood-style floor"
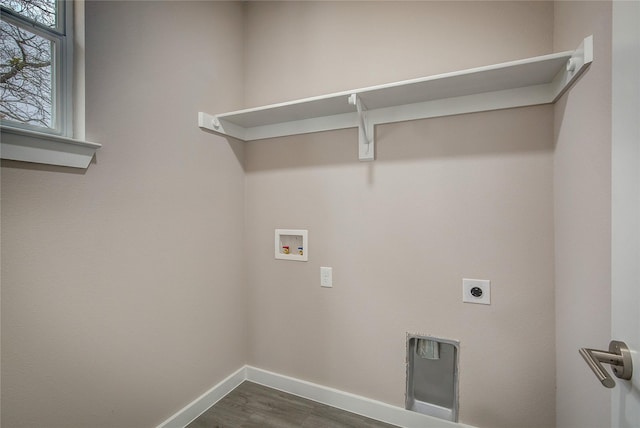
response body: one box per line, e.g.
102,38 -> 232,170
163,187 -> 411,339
186,381 -> 399,428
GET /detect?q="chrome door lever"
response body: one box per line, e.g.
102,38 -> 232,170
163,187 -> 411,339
579,340 -> 633,388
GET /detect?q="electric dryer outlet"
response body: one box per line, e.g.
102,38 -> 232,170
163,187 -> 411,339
462,278 -> 491,304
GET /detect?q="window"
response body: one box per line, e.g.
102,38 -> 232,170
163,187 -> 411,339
1,0 -> 73,137
0,0 -> 96,169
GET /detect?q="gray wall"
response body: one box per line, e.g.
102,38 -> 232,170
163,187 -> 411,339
244,2 -> 556,427
1,2 -> 247,427
0,2 -> 615,428
554,2 -> 612,427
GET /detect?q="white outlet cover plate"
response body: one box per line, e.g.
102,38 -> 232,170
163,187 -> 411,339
320,267 -> 332,288
462,278 -> 491,304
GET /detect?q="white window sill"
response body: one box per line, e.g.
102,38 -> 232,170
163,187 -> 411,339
1,126 -> 101,169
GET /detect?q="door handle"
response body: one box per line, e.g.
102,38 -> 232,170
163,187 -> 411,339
579,340 -> 633,388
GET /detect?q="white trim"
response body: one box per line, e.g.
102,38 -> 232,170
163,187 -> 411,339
156,366 -> 246,428
59,0 -> 75,138
72,0 -> 86,141
1,126 -> 100,169
156,365 -> 475,428
0,0 -> 73,137
611,0 -> 640,425
245,366 -> 472,428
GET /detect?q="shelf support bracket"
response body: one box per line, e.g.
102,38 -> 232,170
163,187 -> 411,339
348,94 -> 374,161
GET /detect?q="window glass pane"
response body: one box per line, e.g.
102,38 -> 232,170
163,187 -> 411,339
0,20 -> 53,128
0,0 -> 57,28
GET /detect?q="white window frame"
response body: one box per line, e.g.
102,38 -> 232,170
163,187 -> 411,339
1,0 -> 72,135
1,0 -> 100,169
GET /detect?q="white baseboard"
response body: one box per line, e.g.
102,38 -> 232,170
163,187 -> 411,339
156,366 -> 246,428
157,365 -> 472,428
245,366 -> 469,428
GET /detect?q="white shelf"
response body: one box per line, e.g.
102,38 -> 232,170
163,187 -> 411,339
199,35 -> 593,161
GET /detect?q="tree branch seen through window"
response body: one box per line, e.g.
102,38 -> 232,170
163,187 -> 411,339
1,0 -> 58,129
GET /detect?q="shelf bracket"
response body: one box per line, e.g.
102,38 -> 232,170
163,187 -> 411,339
348,94 -> 374,161
551,35 -> 593,102
198,35 -> 593,164
198,112 -> 246,141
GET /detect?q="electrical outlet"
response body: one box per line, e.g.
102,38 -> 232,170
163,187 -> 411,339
320,267 -> 332,288
462,278 -> 490,304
